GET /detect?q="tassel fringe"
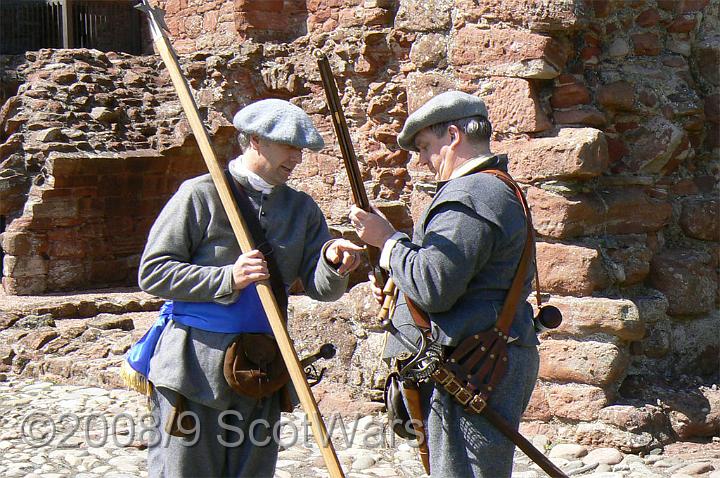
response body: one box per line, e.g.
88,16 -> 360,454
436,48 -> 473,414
119,360 -> 153,396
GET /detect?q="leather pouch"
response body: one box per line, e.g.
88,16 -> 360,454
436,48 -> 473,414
223,333 -> 290,399
384,372 -> 420,440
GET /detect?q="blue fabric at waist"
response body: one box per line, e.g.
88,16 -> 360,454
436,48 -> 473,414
170,283 -> 273,334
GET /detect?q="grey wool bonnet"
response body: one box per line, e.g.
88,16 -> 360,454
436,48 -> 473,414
232,99 -> 325,151
397,91 -> 489,152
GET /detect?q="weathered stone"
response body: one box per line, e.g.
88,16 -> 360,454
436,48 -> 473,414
474,77 -> 552,133
553,106 -> 607,127
535,242 -> 610,296
632,32 -> 661,56
607,38 -> 630,57
539,339 -> 629,387
551,83 -> 591,109
624,123 -> 691,175
409,33 -> 447,69
527,187 -> 672,239
635,9 -> 660,27
667,14 -> 698,33
574,421 -> 654,453
87,314 -> 135,331
549,443 -> 588,459
499,127 -> 608,182
585,447 -> 624,466
597,81 -> 635,111
680,197 -> 720,241
394,0 -> 451,32
649,249 -> 716,316
603,236 -> 653,286
545,383 -> 609,421
405,71 -> 458,114
18,328 -> 60,350
695,35 -> 720,86
0,312 -> 20,330
542,296 -> 645,341
450,26 -> 565,79
89,107 -> 118,122
15,314 -> 55,329
454,0 -> 580,31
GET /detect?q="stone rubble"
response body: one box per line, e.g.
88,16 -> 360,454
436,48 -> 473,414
0,375 -> 718,478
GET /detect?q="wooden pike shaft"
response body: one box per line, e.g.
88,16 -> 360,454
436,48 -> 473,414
142,6 -> 345,477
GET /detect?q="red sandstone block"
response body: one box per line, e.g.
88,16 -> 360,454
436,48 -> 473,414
536,242 -> 610,296
667,14 -> 698,33
543,296 -> 645,341
526,186 -> 672,239
499,128 -> 608,182
678,0 -> 710,13
539,339 -> 629,387
650,249 -> 717,316
3,254 -> 48,278
551,83 -> 591,108
680,197 -> 720,241
554,106 -> 607,128
0,232 -> 47,256
632,32 -> 662,56
455,0 -> 581,31
635,9 -> 660,27
2,275 -> 47,295
474,77 -> 552,134
598,81 -> 636,111
450,26 -> 565,79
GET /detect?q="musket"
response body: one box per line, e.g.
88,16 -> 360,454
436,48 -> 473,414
134,3 -> 345,476
314,50 -> 432,474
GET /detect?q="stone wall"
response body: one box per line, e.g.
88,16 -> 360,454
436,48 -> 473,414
0,0 -> 718,444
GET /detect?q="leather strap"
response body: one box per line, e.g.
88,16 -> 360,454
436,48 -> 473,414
224,170 -> 289,315
403,168 -> 541,337
481,169 -> 540,336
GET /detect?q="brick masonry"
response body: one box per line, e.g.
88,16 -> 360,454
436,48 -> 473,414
0,0 -> 718,440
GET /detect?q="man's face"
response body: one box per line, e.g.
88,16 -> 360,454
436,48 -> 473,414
413,127 -> 452,179
249,137 -> 303,185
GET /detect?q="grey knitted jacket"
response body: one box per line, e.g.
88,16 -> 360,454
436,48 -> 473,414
139,172 -> 348,409
384,159 -> 539,359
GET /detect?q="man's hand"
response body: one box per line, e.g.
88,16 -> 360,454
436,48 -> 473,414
368,271 -> 384,305
349,205 -> 397,248
232,249 -> 269,290
324,239 -> 365,275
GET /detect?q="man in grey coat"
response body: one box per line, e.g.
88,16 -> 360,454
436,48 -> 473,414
138,99 -> 363,477
349,91 -> 540,477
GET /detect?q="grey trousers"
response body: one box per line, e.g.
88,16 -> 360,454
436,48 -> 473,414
421,344 -> 540,478
148,387 -> 281,478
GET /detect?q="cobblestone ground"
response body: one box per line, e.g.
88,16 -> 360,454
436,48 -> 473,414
1,376 -> 718,478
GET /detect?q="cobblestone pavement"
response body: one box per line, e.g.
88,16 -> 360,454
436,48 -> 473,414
1,376 -> 718,478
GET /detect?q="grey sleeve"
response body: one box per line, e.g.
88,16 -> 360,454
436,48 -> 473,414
298,204 -> 349,301
388,202 -> 496,313
138,183 -> 237,304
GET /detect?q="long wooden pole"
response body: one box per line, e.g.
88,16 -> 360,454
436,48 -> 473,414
136,3 -> 345,477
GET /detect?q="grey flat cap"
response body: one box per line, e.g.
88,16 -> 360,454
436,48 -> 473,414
233,99 -> 324,151
397,91 -> 488,152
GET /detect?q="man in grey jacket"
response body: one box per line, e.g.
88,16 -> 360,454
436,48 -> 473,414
138,99 -> 363,477
349,91 -> 540,477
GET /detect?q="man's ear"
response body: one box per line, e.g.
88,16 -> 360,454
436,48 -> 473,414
249,134 -> 261,150
448,125 -> 461,148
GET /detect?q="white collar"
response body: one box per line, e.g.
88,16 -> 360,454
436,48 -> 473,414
449,154 -> 497,180
228,155 -> 275,194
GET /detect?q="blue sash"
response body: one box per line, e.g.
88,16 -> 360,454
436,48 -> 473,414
124,283 -> 271,379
